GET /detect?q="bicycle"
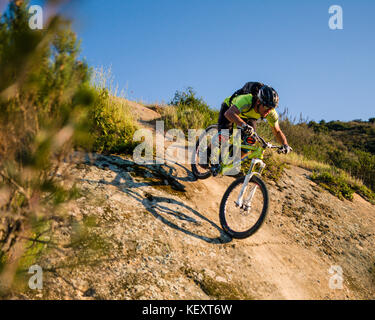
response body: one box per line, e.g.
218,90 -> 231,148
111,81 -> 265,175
191,124 -> 284,239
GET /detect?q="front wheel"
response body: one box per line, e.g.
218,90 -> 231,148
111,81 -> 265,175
219,175 -> 269,239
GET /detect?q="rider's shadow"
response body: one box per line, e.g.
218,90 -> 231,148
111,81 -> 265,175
79,154 -> 232,244
123,188 -> 231,244
157,160 -> 198,183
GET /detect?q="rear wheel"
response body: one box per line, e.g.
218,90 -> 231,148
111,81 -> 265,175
191,124 -> 218,179
219,175 -> 269,239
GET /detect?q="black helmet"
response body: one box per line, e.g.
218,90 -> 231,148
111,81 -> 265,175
257,85 -> 279,108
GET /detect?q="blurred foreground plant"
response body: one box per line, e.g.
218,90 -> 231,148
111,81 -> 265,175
0,0 -> 95,293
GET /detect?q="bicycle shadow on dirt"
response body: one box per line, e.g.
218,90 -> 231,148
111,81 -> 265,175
155,157 -> 198,183
78,153 -> 232,244
123,188 -> 231,244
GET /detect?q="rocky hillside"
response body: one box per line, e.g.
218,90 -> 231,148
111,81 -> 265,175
14,101 -> 375,300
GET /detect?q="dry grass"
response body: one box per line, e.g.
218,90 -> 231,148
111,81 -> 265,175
89,68 -> 140,154
274,152 -> 364,185
274,152 -> 331,172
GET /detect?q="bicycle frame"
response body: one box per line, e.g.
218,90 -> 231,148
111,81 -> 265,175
218,130 -> 266,176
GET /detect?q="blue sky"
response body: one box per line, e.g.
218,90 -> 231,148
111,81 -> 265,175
9,0 -> 375,122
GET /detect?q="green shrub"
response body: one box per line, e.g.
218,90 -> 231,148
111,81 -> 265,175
277,110 -> 375,196
262,153 -> 289,182
88,88 -> 139,154
311,170 -> 355,201
239,151 -> 288,182
160,87 -> 218,132
353,185 -> 375,205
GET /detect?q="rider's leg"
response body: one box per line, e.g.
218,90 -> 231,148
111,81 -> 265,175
218,102 -> 231,130
211,102 -> 232,167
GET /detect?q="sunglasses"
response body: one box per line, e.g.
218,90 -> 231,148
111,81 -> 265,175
262,104 -> 274,111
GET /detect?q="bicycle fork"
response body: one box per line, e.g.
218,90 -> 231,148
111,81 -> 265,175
235,158 -> 266,209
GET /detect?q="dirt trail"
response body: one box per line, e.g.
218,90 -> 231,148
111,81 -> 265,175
182,168 -> 345,300
17,101 -> 375,300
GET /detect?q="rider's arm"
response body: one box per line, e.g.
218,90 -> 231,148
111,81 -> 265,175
224,105 -> 248,127
266,109 -> 289,146
271,122 -> 288,146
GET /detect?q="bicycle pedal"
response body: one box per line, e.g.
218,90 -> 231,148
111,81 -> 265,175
210,164 -> 221,177
212,170 -> 219,177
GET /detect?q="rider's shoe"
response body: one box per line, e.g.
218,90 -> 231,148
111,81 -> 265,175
210,164 -> 221,177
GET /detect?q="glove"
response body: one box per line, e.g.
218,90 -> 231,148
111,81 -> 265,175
281,144 -> 293,154
241,124 -> 254,136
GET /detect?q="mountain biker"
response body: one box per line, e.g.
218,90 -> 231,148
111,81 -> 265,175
211,84 -> 292,175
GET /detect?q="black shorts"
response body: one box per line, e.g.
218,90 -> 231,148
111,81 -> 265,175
218,102 -> 257,131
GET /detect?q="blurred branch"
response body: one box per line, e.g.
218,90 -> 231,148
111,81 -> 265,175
0,170 -> 30,201
0,0 -> 71,100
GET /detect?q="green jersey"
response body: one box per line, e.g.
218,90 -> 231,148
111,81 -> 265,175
224,93 -> 279,128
